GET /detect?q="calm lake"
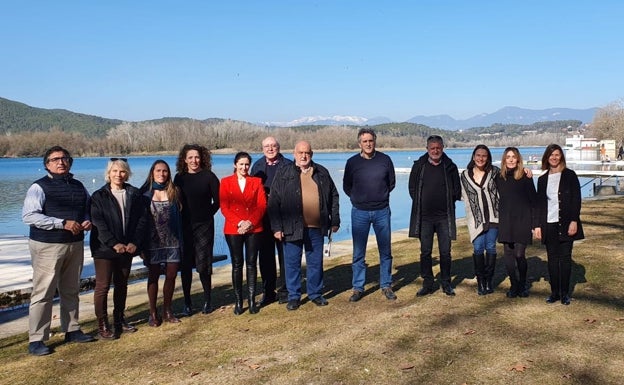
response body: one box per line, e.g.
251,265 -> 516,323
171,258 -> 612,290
0,147 -> 601,257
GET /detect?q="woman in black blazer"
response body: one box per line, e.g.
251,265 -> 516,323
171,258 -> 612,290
535,144 -> 584,305
90,158 -> 146,338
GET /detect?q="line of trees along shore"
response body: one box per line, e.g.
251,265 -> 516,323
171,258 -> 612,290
4,95 -> 624,157
0,119 -> 582,158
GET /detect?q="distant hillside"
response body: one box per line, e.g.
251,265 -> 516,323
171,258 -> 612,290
0,96 -> 584,157
141,117 -> 229,125
0,97 -> 122,137
407,106 -> 597,130
0,98 -> 597,141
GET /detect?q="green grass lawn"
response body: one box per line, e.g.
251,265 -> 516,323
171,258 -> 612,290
1,196 -> 623,385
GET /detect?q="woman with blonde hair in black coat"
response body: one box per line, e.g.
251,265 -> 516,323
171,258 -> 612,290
90,158 -> 146,339
496,147 -> 538,298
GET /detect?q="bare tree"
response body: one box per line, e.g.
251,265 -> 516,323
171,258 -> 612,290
590,100 -> 624,142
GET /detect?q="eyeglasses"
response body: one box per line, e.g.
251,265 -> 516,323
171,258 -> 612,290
47,156 -> 71,164
110,157 -> 128,162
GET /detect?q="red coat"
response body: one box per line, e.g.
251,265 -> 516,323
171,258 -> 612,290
219,174 -> 266,235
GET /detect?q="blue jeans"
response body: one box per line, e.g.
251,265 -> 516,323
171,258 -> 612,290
351,207 -> 393,292
283,228 -> 324,301
419,217 -> 452,287
472,228 -> 498,255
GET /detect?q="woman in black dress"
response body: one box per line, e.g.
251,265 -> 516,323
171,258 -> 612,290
496,147 -> 538,298
141,160 -> 183,326
174,144 -> 220,315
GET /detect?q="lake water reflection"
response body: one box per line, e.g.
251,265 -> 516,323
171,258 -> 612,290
0,147 -> 604,256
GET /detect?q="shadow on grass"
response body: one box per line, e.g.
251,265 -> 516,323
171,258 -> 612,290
583,217 -> 624,232
122,242 -> 618,331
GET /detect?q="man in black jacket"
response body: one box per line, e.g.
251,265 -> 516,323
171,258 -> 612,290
250,136 -> 293,305
268,141 -> 340,310
408,136 -> 461,296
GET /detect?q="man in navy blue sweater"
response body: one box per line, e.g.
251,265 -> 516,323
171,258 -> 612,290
343,128 -> 397,302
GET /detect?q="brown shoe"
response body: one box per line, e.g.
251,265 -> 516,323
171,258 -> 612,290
97,318 -> 116,340
148,313 -> 162,327
382,287 -> 397,300
163,311 -> 181,323
349,290 -> 363,302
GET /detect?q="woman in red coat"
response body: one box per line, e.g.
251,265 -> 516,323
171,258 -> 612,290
220,152 -> 267,314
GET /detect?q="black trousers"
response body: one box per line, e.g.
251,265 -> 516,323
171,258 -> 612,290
257,214 -> 286,294
226,233 -> 260,270
226,233 -> 260,302
544,223 -> 574,297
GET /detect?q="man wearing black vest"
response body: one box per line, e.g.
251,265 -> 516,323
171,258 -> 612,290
22,146 -> 95,356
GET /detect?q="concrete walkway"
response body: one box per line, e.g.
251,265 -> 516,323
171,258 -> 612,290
0,230 -> 409,339
0,235 -> 148,294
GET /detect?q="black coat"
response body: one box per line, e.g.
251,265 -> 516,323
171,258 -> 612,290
536,168 -> 584,242
90,183 -> 147,259
496,171 -> 538,245
267,161 -> 340,242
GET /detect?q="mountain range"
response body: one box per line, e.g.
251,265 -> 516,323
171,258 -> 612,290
266,106 -> 597,130
1,96 -> 596,134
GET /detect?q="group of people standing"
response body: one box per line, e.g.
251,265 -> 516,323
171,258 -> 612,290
22,132 -> 584,357
459,142 -> 584,304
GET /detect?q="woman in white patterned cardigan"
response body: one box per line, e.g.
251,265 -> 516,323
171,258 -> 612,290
460,145 -> 500,295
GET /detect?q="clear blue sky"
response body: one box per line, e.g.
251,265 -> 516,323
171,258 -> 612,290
2,1 -> 623,123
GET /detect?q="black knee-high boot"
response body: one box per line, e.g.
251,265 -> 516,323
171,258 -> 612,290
199,271 -> 213,314
484,253 -> 497,294
517,257 -> 529,297
180,266 -> 193,311
247,266 -> 259,314
503,245 -> 518,298
473,253 -> 486,295
232,268 -> 244,315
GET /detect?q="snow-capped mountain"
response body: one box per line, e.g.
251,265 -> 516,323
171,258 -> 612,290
264,115 -> 371,127
262,107 -> 596,129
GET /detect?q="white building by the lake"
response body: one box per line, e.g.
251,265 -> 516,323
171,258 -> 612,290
564,134 -> 616,161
